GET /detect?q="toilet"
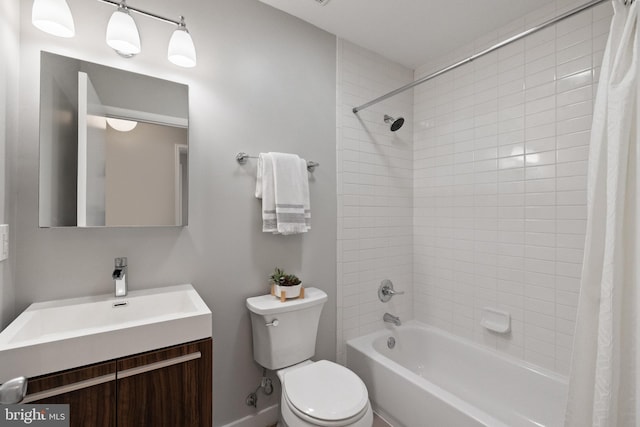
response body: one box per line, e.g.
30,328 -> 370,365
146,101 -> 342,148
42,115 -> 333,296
246,288 -> 373,427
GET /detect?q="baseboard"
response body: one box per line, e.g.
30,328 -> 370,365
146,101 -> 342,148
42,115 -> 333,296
373,410 -> 396,427
372,407 -> 399,427
218,404 -> 280,427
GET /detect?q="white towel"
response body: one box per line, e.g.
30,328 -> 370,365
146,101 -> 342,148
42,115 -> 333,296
271,152 -> 310,235
255,153 -> 278,233
255,152 -> 310,234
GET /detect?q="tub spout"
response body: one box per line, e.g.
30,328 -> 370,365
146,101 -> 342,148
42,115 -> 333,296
383,313 -> 401,326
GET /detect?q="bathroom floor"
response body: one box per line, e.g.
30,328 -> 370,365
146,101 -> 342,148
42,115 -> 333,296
266,413 -> 392,427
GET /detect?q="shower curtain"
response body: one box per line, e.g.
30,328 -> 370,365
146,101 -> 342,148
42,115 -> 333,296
564,1 -> 639,426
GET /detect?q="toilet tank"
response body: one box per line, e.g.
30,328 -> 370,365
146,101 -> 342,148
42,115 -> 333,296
246,288 -> 328,370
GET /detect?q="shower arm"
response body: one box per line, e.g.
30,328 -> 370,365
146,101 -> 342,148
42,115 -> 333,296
352,0 -> 609,114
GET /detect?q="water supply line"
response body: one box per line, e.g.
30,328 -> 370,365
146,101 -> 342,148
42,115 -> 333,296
245,368 -> 274,408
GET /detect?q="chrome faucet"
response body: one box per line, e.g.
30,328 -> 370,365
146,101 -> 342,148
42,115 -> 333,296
383,313 -> 401,326
378,279 -> 405,302
112,257 -> 127,297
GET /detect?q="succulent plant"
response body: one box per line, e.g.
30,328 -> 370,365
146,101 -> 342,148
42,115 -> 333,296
269,267 -> 285,285
269,268 -> 301,287
283,274 -> 301,286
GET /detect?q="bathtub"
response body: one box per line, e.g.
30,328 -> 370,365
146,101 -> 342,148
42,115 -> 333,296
346,321 -> 568,427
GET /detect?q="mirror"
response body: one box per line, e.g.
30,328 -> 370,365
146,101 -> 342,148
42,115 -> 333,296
39,52 -> 189,227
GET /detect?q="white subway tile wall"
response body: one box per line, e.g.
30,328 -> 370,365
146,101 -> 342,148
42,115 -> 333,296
336,40 -> 414,364
337,0 -> 613,374
413,0 -> 612,373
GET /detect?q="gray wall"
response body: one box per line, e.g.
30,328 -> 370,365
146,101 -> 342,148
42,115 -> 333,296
82,61 -> 189,120
0,0 -> 19,328
14,0 -> 336,425
39,53 -> 80,227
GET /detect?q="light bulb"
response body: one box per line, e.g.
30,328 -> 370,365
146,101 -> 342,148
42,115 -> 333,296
106,5 -> 141,57
106,118 -> 138,132
168,19 -> 196,68
32,0 -> 75,38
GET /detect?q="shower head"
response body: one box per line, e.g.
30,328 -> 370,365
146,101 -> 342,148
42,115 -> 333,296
384,114 -> 405,132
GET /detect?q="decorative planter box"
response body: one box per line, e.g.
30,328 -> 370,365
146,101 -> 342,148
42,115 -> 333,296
270,284 -> 305,302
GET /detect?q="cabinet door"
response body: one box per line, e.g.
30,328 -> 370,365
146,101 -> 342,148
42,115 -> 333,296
116,338 -> 212,427
24,361 -> 117,427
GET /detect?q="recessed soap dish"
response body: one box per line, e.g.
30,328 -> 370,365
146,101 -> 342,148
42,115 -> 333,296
481,307 -> 511,334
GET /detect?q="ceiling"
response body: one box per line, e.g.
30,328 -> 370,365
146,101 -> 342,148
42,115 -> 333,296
258,0 -> 550,69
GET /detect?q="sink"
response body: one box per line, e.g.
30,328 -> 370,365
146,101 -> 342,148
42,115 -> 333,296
0,284 -> 212,383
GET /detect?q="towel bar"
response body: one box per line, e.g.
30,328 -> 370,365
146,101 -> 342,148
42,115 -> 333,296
236,152 -> 319,172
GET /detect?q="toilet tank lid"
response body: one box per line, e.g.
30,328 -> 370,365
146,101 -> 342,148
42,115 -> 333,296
246,287 -> 327,315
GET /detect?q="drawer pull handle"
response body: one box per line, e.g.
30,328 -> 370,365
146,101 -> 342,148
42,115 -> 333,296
117,352 -> 201,380
22,352 -> 202,402
22,373 -> 116,403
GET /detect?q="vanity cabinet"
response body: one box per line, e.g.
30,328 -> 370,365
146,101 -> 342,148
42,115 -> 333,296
26,361 -> 117,427
117,339 -> 212,426
25,338 -> 212,427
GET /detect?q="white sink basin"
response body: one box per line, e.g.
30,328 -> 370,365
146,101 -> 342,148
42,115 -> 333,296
0,284 -> 212,383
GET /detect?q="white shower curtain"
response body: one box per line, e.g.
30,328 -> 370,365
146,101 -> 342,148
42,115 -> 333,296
564,1 -> 639,426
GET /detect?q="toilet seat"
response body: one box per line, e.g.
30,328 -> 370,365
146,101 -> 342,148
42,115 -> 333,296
282,360 -> 369,425
283,390 -> 371,427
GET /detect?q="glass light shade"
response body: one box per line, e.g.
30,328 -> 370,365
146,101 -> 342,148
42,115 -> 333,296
32,0 -> 75,38
106,118 -> 138,132
106,9 -> 141,56
87,115 -> 107,130
168,28 -> 197,68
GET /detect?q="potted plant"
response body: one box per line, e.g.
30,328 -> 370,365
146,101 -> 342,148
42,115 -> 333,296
269,267 -> 303,299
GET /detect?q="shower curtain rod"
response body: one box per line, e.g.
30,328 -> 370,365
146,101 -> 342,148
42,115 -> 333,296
352,0 -> 609,114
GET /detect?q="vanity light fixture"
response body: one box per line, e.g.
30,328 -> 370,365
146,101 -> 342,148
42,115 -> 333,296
32,0 -> 76,38
105,1 -> 141,58
98,0 -> 197,68
168,17 -> 197,68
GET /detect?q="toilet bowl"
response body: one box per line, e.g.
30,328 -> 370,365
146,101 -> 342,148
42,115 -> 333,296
278,360 -> 373,427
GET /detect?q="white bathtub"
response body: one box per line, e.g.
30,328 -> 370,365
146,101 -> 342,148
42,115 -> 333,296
346,321 -> 568,427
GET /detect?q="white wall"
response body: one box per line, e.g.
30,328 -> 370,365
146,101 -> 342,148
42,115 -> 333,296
0,0 -> 20,327
413,0 -> 612,374
336,40 -> 414,363
14,0 -> 336,425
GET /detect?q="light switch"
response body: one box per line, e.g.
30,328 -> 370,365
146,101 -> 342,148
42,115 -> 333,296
0,224 -> 8,262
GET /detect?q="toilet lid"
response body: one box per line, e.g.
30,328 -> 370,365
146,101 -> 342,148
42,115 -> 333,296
284,360 -> 369,422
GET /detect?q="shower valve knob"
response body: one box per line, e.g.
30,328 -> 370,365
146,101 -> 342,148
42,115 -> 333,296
378,279 -> 404,302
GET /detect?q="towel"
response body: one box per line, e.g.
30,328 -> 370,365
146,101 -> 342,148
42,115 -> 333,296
272,152 -> 311,234
256,153 -> 277,233
255,152 -> 310,234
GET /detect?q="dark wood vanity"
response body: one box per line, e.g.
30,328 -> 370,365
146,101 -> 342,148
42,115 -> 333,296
24,338 -> 212,427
